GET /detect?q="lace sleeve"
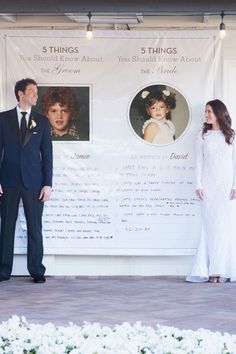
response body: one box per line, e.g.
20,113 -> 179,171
195,131 -> 204,189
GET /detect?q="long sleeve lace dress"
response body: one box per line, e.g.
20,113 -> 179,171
186,130 -> 236,282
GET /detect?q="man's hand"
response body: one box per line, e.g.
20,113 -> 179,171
39,186 -> 52,202
196,189 -> 204,200
0,184 -> 3,196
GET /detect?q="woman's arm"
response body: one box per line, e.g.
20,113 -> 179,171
195,131 -> 204,199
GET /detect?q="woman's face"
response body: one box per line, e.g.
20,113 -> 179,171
47,102 -> 71,135
205,104 -> 218,126
146,100 -> 169,121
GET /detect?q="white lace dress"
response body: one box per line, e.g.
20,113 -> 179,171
142,118 -> 175,144
186,130 -> 236,282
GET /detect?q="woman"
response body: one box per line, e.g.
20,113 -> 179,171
186,99 -> 236,283
42,87 -> 79,140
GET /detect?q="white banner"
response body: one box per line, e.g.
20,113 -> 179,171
0,30 -> 220,255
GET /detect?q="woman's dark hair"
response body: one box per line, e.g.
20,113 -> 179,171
203,99 -> 235,144
140,89 -> 176,120
42,87 -> 77,119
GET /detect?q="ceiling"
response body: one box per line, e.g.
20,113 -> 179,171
0,0 -> 235,31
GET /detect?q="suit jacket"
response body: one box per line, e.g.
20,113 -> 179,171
0,108 -> 53,189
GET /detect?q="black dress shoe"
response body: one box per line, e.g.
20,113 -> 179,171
0,277 -> 10,282
33,276 -> 46,283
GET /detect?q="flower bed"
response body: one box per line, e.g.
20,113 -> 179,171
0,315 -> 235,353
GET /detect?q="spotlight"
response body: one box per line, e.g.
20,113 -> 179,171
86,12 -> 93,40
219,11 -> 226,38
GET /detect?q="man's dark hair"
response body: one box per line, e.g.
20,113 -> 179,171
14,78 -> 37,101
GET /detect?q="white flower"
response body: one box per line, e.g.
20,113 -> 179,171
141,90 -> 150,99
162,90 -> 171,96
30,119 -> 37,129
1,315 -> 236,353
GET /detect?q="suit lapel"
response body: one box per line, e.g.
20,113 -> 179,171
8,108 -> 21,142
23,113 -> 35,147
8,109 -> 38,147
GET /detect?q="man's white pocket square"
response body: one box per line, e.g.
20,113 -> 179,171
33,132 -> 38,134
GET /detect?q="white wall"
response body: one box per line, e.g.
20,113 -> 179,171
223,31 -> 236,127
12,254 -> 193,276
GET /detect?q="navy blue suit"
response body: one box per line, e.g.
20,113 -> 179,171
0,108 -> 53,279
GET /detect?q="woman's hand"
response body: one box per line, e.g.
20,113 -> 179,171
230,189 -> 236,200
196,189 -> 204,200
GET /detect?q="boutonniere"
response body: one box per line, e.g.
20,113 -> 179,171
29,119 -> 37,129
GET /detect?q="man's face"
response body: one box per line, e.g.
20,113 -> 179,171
18,84 -> 38,107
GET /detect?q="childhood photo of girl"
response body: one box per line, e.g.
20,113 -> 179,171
129,84 -> 190,145
141,89 -> 176,144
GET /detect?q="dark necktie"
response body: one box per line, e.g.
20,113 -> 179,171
20,111 -> 27,142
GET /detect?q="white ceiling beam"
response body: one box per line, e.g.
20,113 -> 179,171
0,14 -> 17,22
66,13 -> 143,25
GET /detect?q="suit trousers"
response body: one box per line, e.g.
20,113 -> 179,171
0,183 -> 45,279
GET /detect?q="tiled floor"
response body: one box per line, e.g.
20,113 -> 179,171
1,276 -> 236,334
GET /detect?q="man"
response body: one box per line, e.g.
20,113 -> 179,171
0,78 -> 53,283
